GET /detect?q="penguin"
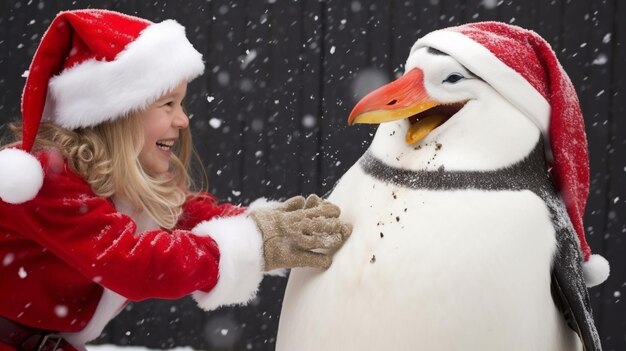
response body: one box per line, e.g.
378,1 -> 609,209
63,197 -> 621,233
276,22 -> 607,351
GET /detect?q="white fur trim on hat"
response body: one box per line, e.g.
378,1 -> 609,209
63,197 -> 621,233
191,213 -> 265,311
583,254 -> 610,288
0,148 -> 44,204
44,19 -> 204,129
409,29 -> 551,138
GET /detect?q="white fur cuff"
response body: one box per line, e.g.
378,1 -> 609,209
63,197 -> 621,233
191,214 -> 264,311
247,197 -> 280,211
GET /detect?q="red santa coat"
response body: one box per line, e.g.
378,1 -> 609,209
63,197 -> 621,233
0,149 -> 267,343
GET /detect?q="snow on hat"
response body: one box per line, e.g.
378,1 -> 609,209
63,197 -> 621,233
410,21 -> 609,287
0,9 -> 204,205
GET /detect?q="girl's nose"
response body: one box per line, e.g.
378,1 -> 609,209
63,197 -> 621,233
173,109 -> 189,129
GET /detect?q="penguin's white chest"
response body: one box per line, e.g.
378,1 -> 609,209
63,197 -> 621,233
277,166 -> 579,351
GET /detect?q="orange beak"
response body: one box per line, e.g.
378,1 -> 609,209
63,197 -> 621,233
348,68 -> 438,125
348,68 -> 445,144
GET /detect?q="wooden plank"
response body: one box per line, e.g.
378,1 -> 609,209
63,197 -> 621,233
204,0 -> 246,203
0,1 -> 11,134
319,0 -> 371,194
319,0 -> 392,195
465,0 -> 498,22
368,0 -> 392,73
599,0 -> 626,348
391,0 -> 420,75
339,0 -> 391,169
176,1 -> 216,195
581,1 -> 615,338
560,0 -> 592,108
238,0 -> 271,202
534,0 -> 563,51
2,1 -> 35,123
298,0 -> 324,195
265,2 -> 304,200
522,0 -> 613,344
497,0 -> 534,28
557,0 -> 613,341
193,1 -> 255,349
464,0 -> 484,22
415,0 -> 441,35
439,0 -> 466,27
0,1 -> 16,131
232,3 -> 306,350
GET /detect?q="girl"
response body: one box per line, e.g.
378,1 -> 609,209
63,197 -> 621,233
0,9 -> 351,351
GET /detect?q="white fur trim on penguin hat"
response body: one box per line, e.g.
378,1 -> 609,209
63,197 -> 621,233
410,28 -> 550,137
0,148 -> 44,204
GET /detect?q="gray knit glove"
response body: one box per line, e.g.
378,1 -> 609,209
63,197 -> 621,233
250,195 -> 352,271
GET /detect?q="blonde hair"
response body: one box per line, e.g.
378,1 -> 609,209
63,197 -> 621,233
5,115 -> 206,229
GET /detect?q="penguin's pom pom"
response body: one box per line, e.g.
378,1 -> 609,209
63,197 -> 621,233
583,254 -> 610,287
0,148 -> 44,204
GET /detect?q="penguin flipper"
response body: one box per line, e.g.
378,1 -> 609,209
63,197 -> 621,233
551,222 -> 602,351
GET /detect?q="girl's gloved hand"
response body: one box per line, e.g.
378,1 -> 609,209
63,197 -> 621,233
250,195 -> 352,271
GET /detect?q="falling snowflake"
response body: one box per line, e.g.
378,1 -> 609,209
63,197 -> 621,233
592,54 -> 607,65
209,118 -> 222,129
3,253 -> 14,266
240,49 -> 257,69
482,0 -> 498,9
350,68 -> 389,102
217,71 -> 230,86
302,114 -> 317,128
55,305 -> 68,318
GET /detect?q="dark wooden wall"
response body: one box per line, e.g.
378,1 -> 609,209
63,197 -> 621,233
1,0 -> 624,350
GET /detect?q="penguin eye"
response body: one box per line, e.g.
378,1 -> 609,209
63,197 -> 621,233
443,73 -> 465,84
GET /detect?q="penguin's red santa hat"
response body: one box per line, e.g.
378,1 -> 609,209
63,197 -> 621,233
409,21 -> 608,287
0,9 -> 204,202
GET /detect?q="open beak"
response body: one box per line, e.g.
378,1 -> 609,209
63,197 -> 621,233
348,68 -> 460,144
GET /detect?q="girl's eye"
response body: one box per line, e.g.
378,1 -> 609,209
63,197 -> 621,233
443,73 -> 465,84
162,101 -> 174,107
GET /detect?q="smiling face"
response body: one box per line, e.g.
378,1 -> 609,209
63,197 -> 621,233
138,81 -> 189,176
348,46 -> 543,172
348,47 -> 487,145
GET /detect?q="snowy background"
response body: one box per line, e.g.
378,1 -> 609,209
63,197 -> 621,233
1,0 -> 624,350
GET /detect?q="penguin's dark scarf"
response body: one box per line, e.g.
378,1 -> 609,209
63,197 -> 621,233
354,138 -> 602,351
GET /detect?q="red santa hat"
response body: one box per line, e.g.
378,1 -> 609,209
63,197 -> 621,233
410,21 -> 608,287
0,9 -> 204,205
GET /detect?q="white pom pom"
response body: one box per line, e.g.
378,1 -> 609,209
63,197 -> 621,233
0,148 -> 44,204
583,254 -> 610,287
